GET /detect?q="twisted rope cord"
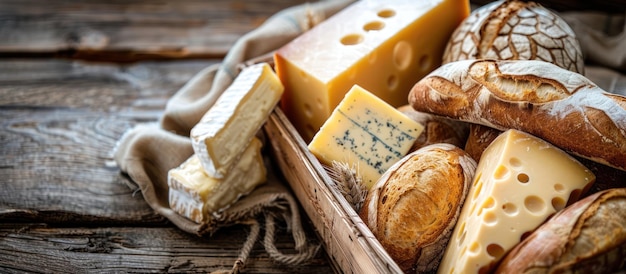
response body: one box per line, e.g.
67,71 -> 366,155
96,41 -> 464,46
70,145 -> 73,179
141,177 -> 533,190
210,219 -> 261,274
262,213 -> 320,265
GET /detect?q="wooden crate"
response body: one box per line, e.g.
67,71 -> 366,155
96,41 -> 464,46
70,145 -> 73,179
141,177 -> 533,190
264,108 -> 403,274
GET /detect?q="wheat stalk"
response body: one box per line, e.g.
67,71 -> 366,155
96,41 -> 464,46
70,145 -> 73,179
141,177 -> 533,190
325,161 -> 368,212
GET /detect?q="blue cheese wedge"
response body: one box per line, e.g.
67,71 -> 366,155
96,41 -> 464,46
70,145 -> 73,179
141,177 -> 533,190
168,137 -> 266,223
190,62 -> 283,178
308,85 -> 424,189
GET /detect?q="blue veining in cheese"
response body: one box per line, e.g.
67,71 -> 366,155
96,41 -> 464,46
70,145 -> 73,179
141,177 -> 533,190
308,85 -> 424,189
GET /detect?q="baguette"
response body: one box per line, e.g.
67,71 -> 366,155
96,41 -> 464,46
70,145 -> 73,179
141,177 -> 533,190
495,188 -> 626,273
408,59 -> 626,172
359,143 -> 476,273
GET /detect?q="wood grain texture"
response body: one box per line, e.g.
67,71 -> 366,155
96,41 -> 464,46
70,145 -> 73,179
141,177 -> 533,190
0,223 -> 329,273
0,0 -> 309,62
0,59 -> 212,223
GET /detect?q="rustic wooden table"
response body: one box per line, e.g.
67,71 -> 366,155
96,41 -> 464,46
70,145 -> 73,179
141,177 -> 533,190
0,1 -> 333,273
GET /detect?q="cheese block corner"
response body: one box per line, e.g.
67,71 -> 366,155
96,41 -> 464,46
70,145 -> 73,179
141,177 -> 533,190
308,84 -> 424,189
274,0 -> 470,142
190,62 -> 283,178
437,129 -> 595,274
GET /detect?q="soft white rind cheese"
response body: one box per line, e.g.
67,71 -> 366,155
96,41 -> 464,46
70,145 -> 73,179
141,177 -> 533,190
308,85 -> 424,189
437,129 -> 595,274
168,138 -> 267,223
190,62 -> 283,178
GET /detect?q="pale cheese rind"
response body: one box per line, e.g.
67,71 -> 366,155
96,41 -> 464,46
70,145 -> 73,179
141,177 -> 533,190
274,0 -> 469,141
168,138 -> 266,223
308,85 -> 424,189
190,62 -> 283,178
437,129 -> 595,274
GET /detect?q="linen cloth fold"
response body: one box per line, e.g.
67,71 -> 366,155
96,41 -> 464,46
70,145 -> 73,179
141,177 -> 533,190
113,0 -> 353,270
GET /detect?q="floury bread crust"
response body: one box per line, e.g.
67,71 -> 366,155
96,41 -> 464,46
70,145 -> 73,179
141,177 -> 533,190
408,59 -> 626,171
359,143 -> 476,273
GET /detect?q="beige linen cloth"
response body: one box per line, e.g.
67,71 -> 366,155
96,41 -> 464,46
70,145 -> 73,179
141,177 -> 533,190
113,1 -> 352,273
113,0 -> 624,272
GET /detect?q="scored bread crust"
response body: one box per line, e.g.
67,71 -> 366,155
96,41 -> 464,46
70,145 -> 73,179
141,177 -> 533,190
359,143 -> 477,273
409,59 -> 626,171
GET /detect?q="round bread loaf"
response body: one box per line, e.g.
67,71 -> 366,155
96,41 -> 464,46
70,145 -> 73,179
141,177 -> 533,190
359,143 -> 477,273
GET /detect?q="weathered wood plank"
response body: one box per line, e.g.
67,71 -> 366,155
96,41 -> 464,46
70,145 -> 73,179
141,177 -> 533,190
0,59 -> 215,224
0,222 -> 331,273
0,0 -> 310,62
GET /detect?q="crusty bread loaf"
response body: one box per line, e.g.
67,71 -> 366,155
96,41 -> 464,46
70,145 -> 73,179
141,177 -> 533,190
463,124 -> 500,162
359,143 -> 476,273
495,187 -> 626,273
397,105 -> 469,153
409,59 -> 626,172
443,0 -> 584,74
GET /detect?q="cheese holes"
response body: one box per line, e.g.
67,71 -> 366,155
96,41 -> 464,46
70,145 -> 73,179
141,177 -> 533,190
469,242 -> 480,254
457,222 -> 466,240
493,165 -> 509,180
340,33 -> 363,46
509,157 -> 522,167
551,197 -> 566,211
393,41 -> 412,70
554,183 -> 565,192
501,202 -> 518,215
303,103 -> 313,118
472,179 -> 483,201
387,74 -> 398,90
483,211 -> 497,225
477,196 -> 495,216
363,21 -> 385,32
486,243 -> 505,260
517,172 -> 530,183
377,9 -> 396,18
524,195 -> 545,214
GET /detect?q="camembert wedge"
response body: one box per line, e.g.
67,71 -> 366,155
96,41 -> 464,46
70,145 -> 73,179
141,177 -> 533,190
168,138 -> 266,223
190,62 -> 283,178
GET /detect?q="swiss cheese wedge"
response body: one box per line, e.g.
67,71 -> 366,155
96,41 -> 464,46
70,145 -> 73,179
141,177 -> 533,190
438,129 -> 595,274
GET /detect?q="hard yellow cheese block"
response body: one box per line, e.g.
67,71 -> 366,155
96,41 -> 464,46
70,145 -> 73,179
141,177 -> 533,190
308,85 -> 424,189
438,129 -> 595,274
274,0 -> 469,141
191,62 -> 283,178
168,138 -> 266,223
